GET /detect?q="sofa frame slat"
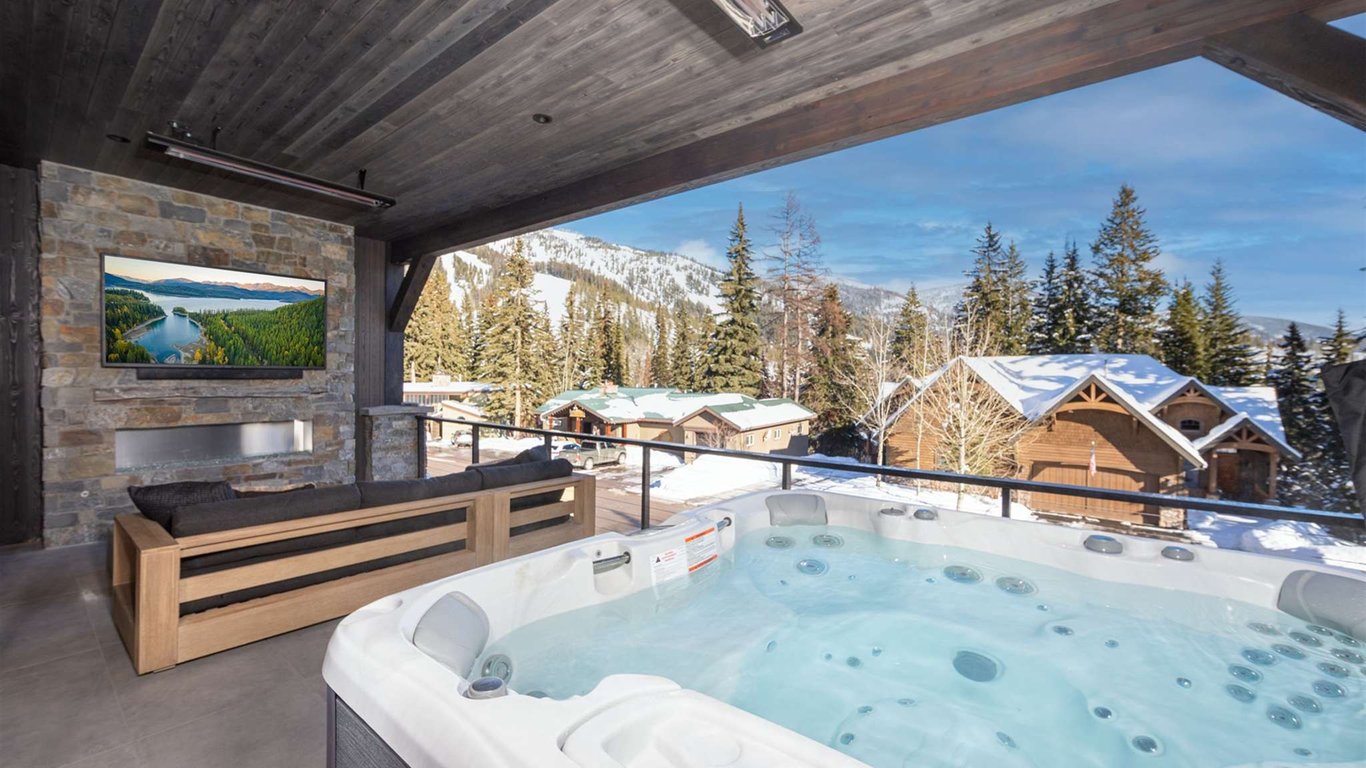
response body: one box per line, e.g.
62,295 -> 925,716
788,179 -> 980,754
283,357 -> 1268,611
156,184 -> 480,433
178,522 -> 470,603
111,472 -> 596,674
177,551 -> 478,665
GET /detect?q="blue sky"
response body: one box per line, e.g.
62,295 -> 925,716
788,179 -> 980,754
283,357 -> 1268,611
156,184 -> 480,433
565,17 -> 1366,327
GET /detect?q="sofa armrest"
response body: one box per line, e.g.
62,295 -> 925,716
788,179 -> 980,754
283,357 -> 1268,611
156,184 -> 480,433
112,514 -> 181,674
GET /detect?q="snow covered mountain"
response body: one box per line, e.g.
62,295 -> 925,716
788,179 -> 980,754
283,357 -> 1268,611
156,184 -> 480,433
435,228 -> 1339,350
485,229 -> 722,314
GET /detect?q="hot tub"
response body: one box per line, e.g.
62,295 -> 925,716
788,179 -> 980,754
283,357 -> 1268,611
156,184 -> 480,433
322,491 -> 1366,768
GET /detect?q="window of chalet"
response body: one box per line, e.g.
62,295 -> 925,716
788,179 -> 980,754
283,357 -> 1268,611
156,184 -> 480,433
1179,419 -> 1202,433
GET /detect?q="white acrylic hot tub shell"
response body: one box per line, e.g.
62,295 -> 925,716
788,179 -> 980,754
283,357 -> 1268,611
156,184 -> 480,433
322,490 -> 1364,768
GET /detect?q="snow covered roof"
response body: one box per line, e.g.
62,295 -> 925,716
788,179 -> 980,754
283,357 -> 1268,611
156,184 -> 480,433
402,380 -> 494,395
900,354 -> 1298,464
1209,386 -> 1291,447
538,387 -> 814,431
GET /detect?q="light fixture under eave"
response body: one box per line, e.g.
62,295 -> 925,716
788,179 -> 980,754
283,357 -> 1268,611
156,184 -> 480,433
144,132 -> 396,209
710,0 -> 802,47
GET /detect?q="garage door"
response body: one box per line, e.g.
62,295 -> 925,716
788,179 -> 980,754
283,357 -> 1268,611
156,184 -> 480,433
1027,462 -> 1156,523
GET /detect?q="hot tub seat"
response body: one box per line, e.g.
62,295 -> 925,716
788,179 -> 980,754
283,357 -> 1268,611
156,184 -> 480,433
111,458 -> 593,674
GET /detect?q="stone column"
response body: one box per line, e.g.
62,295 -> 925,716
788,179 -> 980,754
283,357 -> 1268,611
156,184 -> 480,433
358,405 -> 431,482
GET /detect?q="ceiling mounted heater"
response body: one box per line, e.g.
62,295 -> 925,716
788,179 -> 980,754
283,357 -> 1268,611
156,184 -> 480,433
144,132 -> 396,209
710,0 -> 802,47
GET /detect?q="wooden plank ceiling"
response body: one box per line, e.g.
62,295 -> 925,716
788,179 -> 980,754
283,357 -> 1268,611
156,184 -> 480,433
3,0 -> 1361,260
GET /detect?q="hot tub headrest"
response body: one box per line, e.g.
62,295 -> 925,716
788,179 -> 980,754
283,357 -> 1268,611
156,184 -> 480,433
1277,569 -> 1366,641
765,493 -> 827,526
413,592 -> 490,678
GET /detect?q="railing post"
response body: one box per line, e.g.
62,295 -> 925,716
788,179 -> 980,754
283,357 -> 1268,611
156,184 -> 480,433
781,462 -> 793,490
416,418 -> 427,479
471,425 -> 480,464
640,446 -> 651,530
1001,488 -> 1012,519
543,432 -> 553,457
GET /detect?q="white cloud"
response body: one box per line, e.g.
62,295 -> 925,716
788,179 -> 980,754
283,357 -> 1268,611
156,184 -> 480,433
676,239 -> 724,269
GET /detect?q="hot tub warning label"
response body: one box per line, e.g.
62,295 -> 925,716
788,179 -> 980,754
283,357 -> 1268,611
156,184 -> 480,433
685,527 -> 718,572
650,527 -> 718,585
650,547 -> 687,584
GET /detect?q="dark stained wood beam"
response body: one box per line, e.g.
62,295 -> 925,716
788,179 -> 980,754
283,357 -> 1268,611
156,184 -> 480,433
1204,15 -> 1366,132
387,253 -> 437,332
389,0 -> 1356,262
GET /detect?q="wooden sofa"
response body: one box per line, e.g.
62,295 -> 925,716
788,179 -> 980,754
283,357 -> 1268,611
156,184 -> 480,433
111,460 -> 595,674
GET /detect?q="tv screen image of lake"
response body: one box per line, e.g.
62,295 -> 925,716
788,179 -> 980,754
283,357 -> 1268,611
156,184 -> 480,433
128,295 -> 293,364
102,255 -> 326,368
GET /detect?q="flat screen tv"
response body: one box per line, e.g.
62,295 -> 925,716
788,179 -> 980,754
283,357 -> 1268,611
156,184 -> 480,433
101,254 -> 326,369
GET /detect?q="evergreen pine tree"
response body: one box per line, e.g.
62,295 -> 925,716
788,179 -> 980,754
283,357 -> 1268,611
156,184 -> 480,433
610,311 -> 629,384
1090,185 -> 1167,354
1056,240 -> 1097,352
669,304 -> 697,392
955,224 -> 1032,353
1320,309 -> 1356,367
1028,252 -> 1062,354
403,266 -> 460,381
597,300 -> 628,384
1200,260 -> 1258,386
450,296 -> 474,380
807,284 -> 859,449
890,287 -> 928,370
702,205 -> 764,395
558,287 -> 587,391
695,312 -> 717,392
478,240 -> 553,426
1158,280 -> 1206,378
649,307 -> 671,387
1270,324 -> 1332,508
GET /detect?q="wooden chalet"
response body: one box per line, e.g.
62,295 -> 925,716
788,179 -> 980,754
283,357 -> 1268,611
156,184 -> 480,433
885,355 -> 1301,527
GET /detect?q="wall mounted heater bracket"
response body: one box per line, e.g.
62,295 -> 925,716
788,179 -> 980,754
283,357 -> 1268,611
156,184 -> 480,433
145,132 -> 396,209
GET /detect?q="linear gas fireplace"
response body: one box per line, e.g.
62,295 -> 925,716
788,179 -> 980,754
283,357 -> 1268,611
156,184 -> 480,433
114,420 -> 314,471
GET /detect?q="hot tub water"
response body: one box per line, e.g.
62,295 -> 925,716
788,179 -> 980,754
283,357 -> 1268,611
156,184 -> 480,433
475,525 -> 1364,768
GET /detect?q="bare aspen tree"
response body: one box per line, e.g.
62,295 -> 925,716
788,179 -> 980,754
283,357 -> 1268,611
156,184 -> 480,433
764,193 -> 824,399
839,310 -> 912,485
899,315 -> 1034,509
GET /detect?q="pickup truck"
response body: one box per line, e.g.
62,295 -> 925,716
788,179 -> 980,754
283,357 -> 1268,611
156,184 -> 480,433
554,441 -> 626,470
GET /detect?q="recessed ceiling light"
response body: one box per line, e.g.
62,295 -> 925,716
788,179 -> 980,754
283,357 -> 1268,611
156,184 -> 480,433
532,113 -> 553,125
105,133 -> 131,143
710,0 -> 802,47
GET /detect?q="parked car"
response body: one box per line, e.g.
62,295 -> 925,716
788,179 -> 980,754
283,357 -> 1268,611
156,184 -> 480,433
555,441 -> 626,470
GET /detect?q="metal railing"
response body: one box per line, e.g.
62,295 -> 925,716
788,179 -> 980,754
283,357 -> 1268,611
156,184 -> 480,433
417,415 -> 1364,532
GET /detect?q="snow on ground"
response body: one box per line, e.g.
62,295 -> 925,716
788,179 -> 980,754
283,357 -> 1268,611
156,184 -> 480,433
622,445 -> 683,469
1187,511 -> 1366,571
648,454 -> 1040,521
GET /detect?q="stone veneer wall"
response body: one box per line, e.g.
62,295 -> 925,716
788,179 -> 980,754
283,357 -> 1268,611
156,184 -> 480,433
357,405 -> 430,482
38,162 -> 356,546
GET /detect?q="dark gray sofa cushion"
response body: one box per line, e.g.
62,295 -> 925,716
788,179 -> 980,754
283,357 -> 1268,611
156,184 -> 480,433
128,481 -> 237,531
172,484 -> 363,537
467,445 -> 551,471
474,458 -> 573,511
357,471 -> 482,508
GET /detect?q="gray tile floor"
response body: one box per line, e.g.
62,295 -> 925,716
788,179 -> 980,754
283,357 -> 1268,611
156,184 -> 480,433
0,542 -> 334,768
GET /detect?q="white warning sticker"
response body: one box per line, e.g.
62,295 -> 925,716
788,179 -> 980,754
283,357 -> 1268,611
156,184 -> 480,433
685,526 -> 718,573
651,546 -> 688,585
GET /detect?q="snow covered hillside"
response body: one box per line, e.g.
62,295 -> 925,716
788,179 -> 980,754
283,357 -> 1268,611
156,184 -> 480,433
486,229 -> 722,313
436,228 -> 1335,347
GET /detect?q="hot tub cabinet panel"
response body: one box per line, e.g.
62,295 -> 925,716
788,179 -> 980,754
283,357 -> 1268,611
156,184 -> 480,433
321,490 -> 1366,768
329,692 -> 414,768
